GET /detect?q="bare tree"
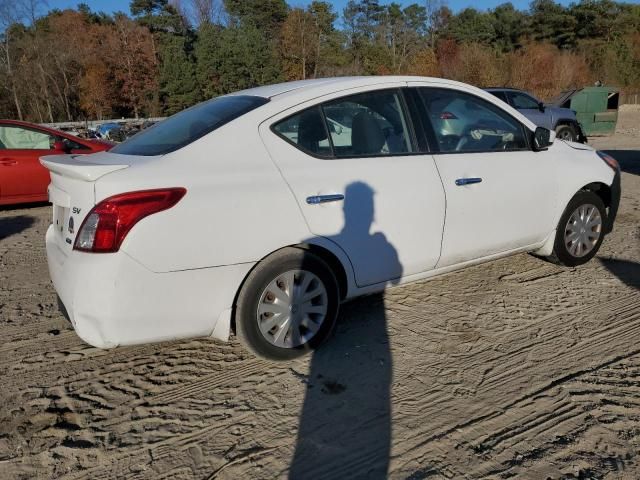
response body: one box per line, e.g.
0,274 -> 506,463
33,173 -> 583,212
424,0 -> 446,48
0,0 -> 47,119
180,0 -> 224,27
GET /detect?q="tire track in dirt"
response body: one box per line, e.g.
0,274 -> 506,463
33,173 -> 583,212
2,170 -> 640,479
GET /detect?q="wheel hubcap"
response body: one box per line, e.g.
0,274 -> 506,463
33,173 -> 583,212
256,270 -> 328,349
564,203 -> 602,258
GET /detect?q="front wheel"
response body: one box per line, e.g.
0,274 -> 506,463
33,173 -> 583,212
555,124 -> 576,142
548,191 -> 606,267
235,248 -> 340,361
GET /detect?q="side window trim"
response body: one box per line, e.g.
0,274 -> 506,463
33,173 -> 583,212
403,87 -> 437,153
397,88 -> 422,154
317,104 -> 335,154
418,87 -> 532,154
271,87 -> 422,160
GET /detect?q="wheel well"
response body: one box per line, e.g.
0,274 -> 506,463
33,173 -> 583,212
295,243 -> 349,301
581,182 -> 612,208
229,244 -> 349,335
555,121 -> 574,129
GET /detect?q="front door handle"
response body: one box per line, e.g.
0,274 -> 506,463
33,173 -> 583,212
306,194 -> 345,205
455,177 -> 482,186
0,159 -> 17,166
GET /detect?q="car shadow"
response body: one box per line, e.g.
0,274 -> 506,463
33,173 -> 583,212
600,258 -> 640,290
289,182 -> 402,479
0,215 -> 35,241
602,150 -> 640,176
0,201 -> 49,211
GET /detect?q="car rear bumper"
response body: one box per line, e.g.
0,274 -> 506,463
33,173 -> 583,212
46,225 -> 253,348
604,168 -> 621,234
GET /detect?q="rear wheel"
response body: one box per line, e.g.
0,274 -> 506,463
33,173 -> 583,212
555,124 -> 576,142
548,191 -> 606,267
235,248 -> 340,361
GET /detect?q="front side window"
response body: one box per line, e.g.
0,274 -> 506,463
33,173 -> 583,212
509,92 -> 540,110
419,88 -> 528,153
60,137 -> 90,151
111,95 -> 269,156
0,126 -> 55,150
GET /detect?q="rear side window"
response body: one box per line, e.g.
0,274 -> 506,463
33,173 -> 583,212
272,89 -> 414,158
488,91 -> 508,103
419,88 -> 528,153
323,90 -> 413,157
0,125 -> 55,149
272,106 -> 332,158
111,95 -> 269,156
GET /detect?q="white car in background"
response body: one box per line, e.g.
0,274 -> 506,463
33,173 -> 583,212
42,76 -> 621,361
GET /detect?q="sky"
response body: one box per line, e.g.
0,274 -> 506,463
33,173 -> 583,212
46,0 -> 583,17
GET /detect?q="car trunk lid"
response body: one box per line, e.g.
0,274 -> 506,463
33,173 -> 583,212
40,152 -> 131,254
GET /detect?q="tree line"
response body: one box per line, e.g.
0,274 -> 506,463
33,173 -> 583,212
0,0 -> 638,123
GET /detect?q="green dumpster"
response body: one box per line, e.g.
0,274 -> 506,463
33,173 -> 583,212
553,86 -> 619,136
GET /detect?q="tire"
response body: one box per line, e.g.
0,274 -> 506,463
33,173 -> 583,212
548,191 -> 607,267
555,124 -> 576,142
235,247 -> 340,361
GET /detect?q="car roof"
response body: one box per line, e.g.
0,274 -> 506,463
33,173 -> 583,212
230,76 -> 480,101
484,87 -> 529,94
225,76 -> 538,133
0,119 -> 56,130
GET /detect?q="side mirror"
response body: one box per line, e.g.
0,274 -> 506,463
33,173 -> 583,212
53,139 -> 71,153
533,127 -> 553,151
538,102 -> 545,112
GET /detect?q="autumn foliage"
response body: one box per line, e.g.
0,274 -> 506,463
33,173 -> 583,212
0,0 -> 638,122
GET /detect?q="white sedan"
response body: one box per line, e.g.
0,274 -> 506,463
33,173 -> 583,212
42,76 -> 621,361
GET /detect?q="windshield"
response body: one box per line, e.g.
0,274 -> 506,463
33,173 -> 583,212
111,95 -> 269,156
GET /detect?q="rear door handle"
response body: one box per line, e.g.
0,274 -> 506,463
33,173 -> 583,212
455,177 -> 482,186
0,158 -> 17,166
306,194 -> 344,205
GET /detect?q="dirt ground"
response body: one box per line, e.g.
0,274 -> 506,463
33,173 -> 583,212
1,109 -> 639,480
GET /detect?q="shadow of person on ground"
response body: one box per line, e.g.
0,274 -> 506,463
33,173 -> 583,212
290,182 -> 402,479
602,150 -> 640,176
600,258 -> 640,290
0,215 -> 35,241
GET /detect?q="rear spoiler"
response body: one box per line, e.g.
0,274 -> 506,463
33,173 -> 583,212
40,154 -> 129,182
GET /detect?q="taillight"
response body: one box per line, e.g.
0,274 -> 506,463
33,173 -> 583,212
440,111 -> 458,120
74,188 -> 186,253
596,151 -> 620,171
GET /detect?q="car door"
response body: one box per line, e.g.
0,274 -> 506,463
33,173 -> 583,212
410,85 -> 557,268
0,124 -> 56,201
261,86 -> 446,287
507,91 -> 551,129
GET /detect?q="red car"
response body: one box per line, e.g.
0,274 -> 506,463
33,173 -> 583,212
0,119 -> 113,206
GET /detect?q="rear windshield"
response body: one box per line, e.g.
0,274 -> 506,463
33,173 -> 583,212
111,95 -> 269,156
